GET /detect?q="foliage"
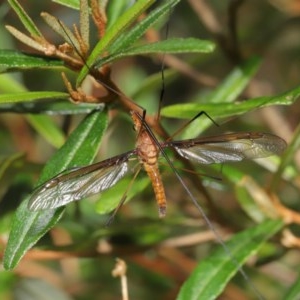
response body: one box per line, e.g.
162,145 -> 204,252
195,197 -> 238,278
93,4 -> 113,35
0,0 -> 299,299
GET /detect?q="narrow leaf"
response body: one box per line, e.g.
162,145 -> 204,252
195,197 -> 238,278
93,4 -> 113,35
77,0 -> 156,86
0,152 -> 25,180
26,114 -> 65,149
161,56 -> 262,139
235,175 -> 279,222
177,219 -> 284,300
5,26 -> 47,53
0,97 -> 69,147
4,110 -> 108,269
0,100 -> 104,115
0,77 -> 73,149
206,56 -> 261,104
0,74 -> 27,93
106,0 -> 130,29
108,0 -> 181,53
271,122 -> 300,189
96,38 -> 215,68
7,0 -> 43,37
40,12 -> 80,52
52,0 -> 80,10
0,91 -> 68,103
284,273 -> 300,300
0,50 -> 64,70
161,84 -> 300,120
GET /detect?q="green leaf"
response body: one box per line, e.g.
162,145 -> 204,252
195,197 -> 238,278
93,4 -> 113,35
125,37 -> 214,54
52,0 -> 80,10
77,0 -> 156,86
235,182 -> 267,223
0,92 -> 69,146
162,85 -> 300,120
161,56 -> 262,139
4,201 -> 65,270
205,56 -> 261,104
108,0 -> 181,53
96,38 -> 215,68
0,91 -> 68,103
3,110 -> 108,269
271,122 -> 300,189
284,273 -> 300,300
162,84 -> 300,139
0,83 -> 75,149
234,175 -> 279,222
36,111 -> 108,185
0,271 -> 17,297
107,0 -> 131,29
0,74 -> 26,93
0,100 -> 104,115
26,114 -> 65,149
0,50 -> 64,71
0,152 -> 25,181
177,219 -> 284,300
0,76 -> 104,114
7,0 -> 43,38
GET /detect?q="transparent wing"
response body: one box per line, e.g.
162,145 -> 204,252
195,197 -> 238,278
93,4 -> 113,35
169,132 -> 286,164
28,151 -> 136,211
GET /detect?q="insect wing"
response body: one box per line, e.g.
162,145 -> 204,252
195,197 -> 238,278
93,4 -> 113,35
28,152 -> 135,211
171,132 -> 286,164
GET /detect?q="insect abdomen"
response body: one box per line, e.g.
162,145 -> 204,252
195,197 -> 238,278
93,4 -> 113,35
143,162 -> 167,218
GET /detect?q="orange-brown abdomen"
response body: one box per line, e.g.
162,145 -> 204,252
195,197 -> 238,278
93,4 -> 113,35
131,111 -> 167,217
143,162 -> 167,218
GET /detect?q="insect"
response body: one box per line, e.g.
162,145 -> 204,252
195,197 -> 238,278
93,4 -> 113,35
28,110 -> 286,217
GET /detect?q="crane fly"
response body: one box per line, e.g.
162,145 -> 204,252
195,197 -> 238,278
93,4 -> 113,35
28,110 -> 286,217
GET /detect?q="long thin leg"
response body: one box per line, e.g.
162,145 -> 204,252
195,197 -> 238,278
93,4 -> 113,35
105,166 -> 142,226
166,111 -> 219,141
